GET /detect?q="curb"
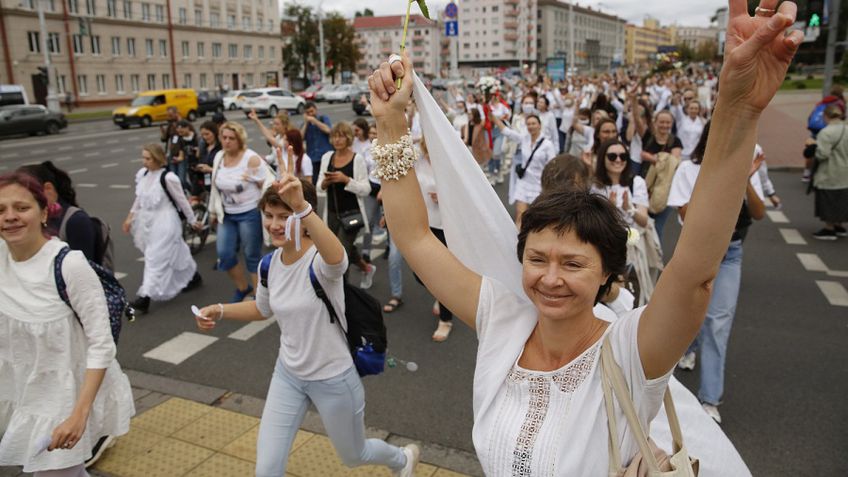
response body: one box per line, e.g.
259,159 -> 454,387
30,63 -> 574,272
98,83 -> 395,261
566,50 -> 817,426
126,369 -> 484,476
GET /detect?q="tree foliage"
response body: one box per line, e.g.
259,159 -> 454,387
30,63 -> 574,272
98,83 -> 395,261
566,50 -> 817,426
355,8 -> 374,17
323,13 -> 362,84
282,4 -> 319,85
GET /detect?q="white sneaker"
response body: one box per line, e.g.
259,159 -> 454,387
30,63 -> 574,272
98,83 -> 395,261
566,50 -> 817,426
702,403 -> 721,424
360,264 -> 377,289
677,352 -> 696,371
372,231 -> 388,245
394,443 -> 420,477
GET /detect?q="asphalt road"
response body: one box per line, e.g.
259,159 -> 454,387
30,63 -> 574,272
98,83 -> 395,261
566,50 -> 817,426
1,106 -> 846,475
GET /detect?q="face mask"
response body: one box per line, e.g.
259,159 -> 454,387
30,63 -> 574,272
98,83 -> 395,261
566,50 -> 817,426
522,104 -> 536,115
578,118 -> 589,125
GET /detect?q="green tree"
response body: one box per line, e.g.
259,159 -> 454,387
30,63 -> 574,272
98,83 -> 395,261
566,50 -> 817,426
676,42 -> 695,62
355,8 -> 374,17
694,40 -> 718,62
323,13 -> 362,84
282,4 -> 319,86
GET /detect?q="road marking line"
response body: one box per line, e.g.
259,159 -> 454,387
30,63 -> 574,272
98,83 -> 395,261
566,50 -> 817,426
136,256 -> 145,262
77,183 -> 97,188
101,163 -> 119,168
143,332 -> 219,365
54,156 -> 72,162
84,151 -> 100,157
68,168 -> 88,174
132,158 -> 143,163
778,228 -> 807,245
31,149 -> 46,154
828,270 -> 848,278
109,148 -> 126,153
109,184 -> 131,189
766,211 -> 789,223
797,253 -> 828,272
5,152 -> 19,158
228,319 -> 276,341
57,145 -> 73,151
83,142 -> 97,147
815,281 -> 848,307
114,272 -> 127,280
106,139 -> 120,144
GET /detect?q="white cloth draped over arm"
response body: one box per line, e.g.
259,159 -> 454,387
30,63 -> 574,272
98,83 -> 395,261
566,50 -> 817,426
164,172 -> 196,222
63,251 -> 116,369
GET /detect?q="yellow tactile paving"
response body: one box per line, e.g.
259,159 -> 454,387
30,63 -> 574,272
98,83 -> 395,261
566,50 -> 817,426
131,397 -> 213,436
433,468 -> 472,477
184,453 -> 255,477
93,427 -> 161,475
172,407 -> 260,451
220,426 -> 315,463
110,437 -> 214,477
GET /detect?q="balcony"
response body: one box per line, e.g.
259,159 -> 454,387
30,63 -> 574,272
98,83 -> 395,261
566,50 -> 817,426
505,9 -> 519,17
505,0 -> 519,4
504,21 -> 518,30
412,45 -> 426,53
504,32 -> 519,41
381,46 -> 392,55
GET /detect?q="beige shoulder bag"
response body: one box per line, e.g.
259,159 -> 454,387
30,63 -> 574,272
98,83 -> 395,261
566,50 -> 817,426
601,335 -> 699,477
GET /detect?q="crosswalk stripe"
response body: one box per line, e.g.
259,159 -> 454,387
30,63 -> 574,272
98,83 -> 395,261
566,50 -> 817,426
815,281 -> 848,307
827,270 -> 848,278
766,211 -> 789,223
227,319 -> 276,341
778,228 -> 807,245
797,253 -> 828,272
142,332 -> 219,364
77,183 -> 97,188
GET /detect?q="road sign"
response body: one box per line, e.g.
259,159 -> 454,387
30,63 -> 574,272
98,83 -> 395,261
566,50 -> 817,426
445,20 -> 458,37
445,2 -> 458,19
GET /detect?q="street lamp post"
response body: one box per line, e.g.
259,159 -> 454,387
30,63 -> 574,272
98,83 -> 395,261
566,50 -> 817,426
317,0 -> 326,84
822,0 -> 842,96
36,0 -> 60,112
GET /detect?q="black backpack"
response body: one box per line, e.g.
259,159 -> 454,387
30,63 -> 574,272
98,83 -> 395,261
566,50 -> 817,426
259,251 -> 388,376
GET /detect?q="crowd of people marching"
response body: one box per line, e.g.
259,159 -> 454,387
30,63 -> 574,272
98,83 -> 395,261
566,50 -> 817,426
2,1 -> 846,475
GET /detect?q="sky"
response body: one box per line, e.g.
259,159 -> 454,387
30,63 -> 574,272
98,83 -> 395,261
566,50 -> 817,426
288,0 -> 727,27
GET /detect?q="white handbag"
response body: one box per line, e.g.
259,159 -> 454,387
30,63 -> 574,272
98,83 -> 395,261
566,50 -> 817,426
601,335 -> 699,477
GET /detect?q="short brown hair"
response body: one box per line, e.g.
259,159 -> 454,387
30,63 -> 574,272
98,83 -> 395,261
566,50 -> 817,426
540,154 -> 590,194
259,179 -> 318,213
330,122 -> 354,147
220,121 -> 248,150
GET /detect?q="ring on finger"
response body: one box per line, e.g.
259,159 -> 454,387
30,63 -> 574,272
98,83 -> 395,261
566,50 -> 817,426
754,6 -> 776,16
388,54 -> 402,65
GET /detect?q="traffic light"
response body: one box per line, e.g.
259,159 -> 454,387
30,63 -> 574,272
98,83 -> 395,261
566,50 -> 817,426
78,17 -> 89,36
807,0 -> 824,26
37,66 -> 48,85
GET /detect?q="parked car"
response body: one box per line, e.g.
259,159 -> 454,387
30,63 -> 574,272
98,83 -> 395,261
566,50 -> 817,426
223,90 -> 242,110
197,91 -> 224,116
0,85 -> 29,107
112,89 -> 198,129
324,84 -> 361,104
315,85 -> 338,102
298,84 -> 323,101
352,86 -> 371,116
0,104 -> 67,137
240,88 -> 306,117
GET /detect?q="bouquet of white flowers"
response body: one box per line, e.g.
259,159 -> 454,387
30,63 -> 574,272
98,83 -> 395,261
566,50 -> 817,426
476,76 -> 501,101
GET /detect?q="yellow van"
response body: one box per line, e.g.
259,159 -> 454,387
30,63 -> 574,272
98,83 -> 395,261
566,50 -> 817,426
112,89 -> 199,129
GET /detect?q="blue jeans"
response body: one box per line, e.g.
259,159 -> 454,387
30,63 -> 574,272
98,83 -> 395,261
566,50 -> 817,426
216,208 -> 263,273
388,234 -> 404,298
488,127 -> 503,175
169,160 -> 189,191
556,118 -> 565,153
361,194 -> 384,256
687,240 -> 743,406
650,206 -> 674,246
255,361 -> 407,476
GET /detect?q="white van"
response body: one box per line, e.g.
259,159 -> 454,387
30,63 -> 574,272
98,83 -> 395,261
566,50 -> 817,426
0,85 -> 29,107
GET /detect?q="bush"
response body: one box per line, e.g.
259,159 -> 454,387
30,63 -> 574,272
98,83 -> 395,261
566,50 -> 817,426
794,80 -> 807,89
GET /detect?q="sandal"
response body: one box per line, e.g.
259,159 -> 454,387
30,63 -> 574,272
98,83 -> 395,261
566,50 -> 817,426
432,320 -> 453,342
383,297 -> 403,313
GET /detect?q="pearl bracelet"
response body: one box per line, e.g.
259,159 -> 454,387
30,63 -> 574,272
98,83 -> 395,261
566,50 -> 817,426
372,132 -> 417,181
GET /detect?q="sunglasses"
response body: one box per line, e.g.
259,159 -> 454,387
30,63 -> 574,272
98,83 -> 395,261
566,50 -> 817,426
605,152 -> 629,163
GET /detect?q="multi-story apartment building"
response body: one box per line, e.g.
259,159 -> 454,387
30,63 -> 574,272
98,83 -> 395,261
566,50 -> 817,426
353,15 -> 440,79
457,0 -> 537,69
0,0 -> 283,107
537,0 -> 625,72
624,18 -> 675,65
670,25 -> 719,51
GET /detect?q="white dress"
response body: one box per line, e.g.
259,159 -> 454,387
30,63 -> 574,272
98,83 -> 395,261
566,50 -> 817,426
130,167 -> 197,301
0,239 -> 134,472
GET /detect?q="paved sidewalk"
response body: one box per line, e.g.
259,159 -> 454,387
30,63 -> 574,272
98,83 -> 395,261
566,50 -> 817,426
0,369 -> 482,477
758,90 -> 820,169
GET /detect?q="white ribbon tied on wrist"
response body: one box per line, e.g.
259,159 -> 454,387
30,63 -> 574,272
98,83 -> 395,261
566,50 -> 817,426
284,203 -> 313,251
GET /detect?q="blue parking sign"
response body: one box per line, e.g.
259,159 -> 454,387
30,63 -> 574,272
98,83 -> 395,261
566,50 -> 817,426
445,20 -> 458,37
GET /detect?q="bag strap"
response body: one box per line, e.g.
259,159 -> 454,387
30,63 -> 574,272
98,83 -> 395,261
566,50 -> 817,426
53,246 -> 83,328
159,170 -> 187,221
600,334 -> 661,472
522,137 -> 546,171
307,253 -> 347,331
259,251 -> 275,288
58,206 -> 81,241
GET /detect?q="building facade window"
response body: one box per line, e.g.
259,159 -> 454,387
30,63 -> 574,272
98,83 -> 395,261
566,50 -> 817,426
178,8 -> 187,24
258,45 -> 264,59
183,73 -> 191,88
27,31 -> 40,53
48,32 -> 61,54
77,75 -> 88,95
211,42 -> 221,57
85,0 -> 95,15
147,74 -> 155,90
162,74 -> 170,88
155,4 -> 164,22
141,3 -> 150,21
68,0 -> 78,14
199,73 -> 207,89
228,43 -> 237,58
130,74 -> 140,92
127,38 -> 135,57
90,35 -> 101,55
227,14 -> 236,28
73,34 -> 84,54
111,36 -> 121,55
245,73 -> 253,86
107,0 -> 116,17
58,75 -> 67,94
194,8 -> 202,26
123,0 -> 131,18
243,45 -> 252,58
242,16 -> 249,29
214,73 -> 223,87
209,12 -> 220,27
145,38 -> 154,57
96,74 -> 106,94
159,39 -> 167,57
197,42 -> 205,57
269,46 -> 275,60
181,41 -> 189,58
115,74 -> 125,93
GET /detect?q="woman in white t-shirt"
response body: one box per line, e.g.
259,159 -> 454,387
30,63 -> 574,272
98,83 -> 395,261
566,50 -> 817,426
671,99 -> 706,160
591,139 -> 650,228
194,155 -> 419,476
369,11 -> 799,471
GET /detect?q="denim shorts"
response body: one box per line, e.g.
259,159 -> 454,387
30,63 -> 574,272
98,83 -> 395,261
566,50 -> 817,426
216,208 -> 263,272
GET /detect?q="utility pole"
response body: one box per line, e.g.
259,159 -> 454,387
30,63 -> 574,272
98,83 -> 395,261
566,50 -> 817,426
822,0 -> 841,96
317,0 -> 326,84
37,0 -> 60,111
568,0 -> 575,75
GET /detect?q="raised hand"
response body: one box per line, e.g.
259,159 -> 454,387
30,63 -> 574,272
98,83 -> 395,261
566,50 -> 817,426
248,108 -> 258,121
720,0 -> 803,113
274,146 -> 307,212
368,53 -> 414,120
